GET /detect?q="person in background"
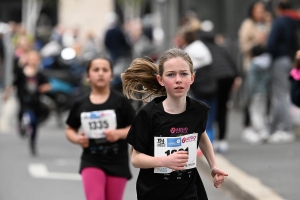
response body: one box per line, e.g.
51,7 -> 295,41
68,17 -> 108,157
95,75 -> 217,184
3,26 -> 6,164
104,13 -> 132,93
65,57 -> 136,200
199,31 -> 241,152
122,48 -> 228,200
266,0 -> 300,143
238,1 -> 271,143
2,51 -> 51,155
290,50 -> 300,108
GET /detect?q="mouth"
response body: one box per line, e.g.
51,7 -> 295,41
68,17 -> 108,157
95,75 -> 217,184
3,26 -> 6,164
174,87 -> 184,90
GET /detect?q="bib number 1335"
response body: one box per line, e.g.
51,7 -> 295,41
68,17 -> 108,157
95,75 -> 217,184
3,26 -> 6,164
81,110 -> 117,139
154,133 -> 198,173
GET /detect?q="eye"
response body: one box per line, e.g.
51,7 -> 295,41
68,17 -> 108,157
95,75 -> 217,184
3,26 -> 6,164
166,73 -> 175,77
181,73 -> 189,76
92,67 -> 99,72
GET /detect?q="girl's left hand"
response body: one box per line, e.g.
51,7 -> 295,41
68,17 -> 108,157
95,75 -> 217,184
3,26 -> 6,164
104,129 -> 119,142
211,167 -> 228,188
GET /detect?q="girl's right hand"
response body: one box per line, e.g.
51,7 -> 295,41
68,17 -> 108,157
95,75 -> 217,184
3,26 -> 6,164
77,132 -> 89,148
163,151 -> 188,171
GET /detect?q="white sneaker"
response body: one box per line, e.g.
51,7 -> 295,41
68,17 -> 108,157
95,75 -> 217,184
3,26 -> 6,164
268,131 -> 295,144
218,140 -> 229,153
241,127 -> 262,144
259,130 -> 269,141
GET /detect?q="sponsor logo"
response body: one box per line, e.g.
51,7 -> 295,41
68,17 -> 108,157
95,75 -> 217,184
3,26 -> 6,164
157,138 -> 165,147
167,137 -> 181,147
170,127 -> 189,134
90,112 -> 100,119
182,135 -> 197,143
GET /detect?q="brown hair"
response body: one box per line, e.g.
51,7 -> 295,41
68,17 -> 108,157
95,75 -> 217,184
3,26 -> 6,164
86,57 -> 113,74
122,48 -> 194,101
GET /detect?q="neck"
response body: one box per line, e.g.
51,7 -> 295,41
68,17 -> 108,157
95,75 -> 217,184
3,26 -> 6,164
89,86 -> 110,104
163,95 -> 187,114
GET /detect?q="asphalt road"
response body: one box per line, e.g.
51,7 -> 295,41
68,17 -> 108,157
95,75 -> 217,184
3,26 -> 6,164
0,97 -> 232,200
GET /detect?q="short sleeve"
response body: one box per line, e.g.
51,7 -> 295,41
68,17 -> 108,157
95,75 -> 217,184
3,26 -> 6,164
120,97 -> 136,127
126,108 -> 151,154
65,101 -> 81,129
200,107 -> 209,134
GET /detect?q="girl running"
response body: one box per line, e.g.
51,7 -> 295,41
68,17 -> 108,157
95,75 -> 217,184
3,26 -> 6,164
65,57 -> 136,200
122,48 -> 228,200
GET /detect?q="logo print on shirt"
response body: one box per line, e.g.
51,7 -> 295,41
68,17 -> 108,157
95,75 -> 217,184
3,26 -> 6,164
170,127 -> 188,134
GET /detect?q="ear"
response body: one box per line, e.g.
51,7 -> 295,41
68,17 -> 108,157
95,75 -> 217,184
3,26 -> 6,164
190,73 -> 195,85
86,73 -> 90,83
157,75 -> 164,86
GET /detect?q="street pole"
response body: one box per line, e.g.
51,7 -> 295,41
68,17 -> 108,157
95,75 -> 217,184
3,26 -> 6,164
153,0 -> 179,53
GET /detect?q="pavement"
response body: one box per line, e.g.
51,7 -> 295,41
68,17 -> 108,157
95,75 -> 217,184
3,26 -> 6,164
1,91 -> 300,200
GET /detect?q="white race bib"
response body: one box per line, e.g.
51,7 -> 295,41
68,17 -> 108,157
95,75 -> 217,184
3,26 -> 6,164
154,133 -> 198,173
80,110 -> 117,139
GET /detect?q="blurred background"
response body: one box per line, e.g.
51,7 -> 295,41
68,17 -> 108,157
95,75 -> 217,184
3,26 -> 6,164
0,0 -> 300,200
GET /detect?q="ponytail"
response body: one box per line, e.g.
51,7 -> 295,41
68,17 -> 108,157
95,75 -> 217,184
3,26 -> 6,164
122,58 -> 166,101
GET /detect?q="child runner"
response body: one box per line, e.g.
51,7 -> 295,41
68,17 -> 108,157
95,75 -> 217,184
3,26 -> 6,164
122,48 -> 228,200
65,57 -> 136,200
3,50 -> 51,155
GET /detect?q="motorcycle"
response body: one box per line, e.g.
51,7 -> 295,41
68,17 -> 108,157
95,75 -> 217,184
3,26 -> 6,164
40,42 -> 89,126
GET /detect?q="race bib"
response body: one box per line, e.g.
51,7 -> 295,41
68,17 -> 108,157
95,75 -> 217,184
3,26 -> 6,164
154,133 -> 198,173
80,110 -> 117,139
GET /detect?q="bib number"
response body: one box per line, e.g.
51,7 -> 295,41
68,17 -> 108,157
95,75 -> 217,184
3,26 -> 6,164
154,133 -> 198,173
81,110 -> 117,139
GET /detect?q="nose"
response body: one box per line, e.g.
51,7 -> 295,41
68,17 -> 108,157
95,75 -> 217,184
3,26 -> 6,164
175,74 -> 182,83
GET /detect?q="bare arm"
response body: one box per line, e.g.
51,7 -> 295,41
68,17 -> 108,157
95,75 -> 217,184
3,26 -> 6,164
199,132 -> 228,188
199,132 -> 218,170
131,148 -> 188,171
65,126 -> 89,148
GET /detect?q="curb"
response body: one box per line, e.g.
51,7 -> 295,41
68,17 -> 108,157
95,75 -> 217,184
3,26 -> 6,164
197,154 -> 285,200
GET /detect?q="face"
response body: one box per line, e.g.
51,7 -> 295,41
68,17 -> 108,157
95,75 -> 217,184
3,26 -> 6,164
252,3 -> 265,22
26,52 -> 40,68
157,57 -> 194,98
86,59 -> 113,89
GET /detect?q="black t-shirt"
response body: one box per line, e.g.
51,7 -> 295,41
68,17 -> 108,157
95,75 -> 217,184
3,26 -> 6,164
66,90 -> 136,179
126,96 -> 210,200
13,68 -> 49,108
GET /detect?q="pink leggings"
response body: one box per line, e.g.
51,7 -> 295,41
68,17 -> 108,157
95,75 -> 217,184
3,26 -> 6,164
81,167 -> 127,200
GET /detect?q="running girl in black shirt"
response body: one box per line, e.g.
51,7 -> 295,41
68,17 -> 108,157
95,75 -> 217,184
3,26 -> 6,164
122,48 -> 228,200
3,50 -> 51,155
65,57 -> 136,200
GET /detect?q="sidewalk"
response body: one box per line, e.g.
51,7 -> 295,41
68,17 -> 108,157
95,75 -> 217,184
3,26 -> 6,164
198,108 -> 300,200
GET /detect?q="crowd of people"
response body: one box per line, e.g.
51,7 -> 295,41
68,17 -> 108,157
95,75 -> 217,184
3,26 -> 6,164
0,0 -> 299,199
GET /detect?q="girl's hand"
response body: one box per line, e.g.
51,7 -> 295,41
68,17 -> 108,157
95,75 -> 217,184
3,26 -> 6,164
77,132 -> 89,148
104,129 -> 119,142
163,151 -> 188,171
39,83 -> 52,93
211,167 -> 228,188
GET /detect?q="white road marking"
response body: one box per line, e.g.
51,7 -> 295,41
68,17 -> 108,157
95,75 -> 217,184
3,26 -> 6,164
28,163 -> 81,181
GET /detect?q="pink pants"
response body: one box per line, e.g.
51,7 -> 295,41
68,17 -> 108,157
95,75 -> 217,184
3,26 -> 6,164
81,167 -> 127,200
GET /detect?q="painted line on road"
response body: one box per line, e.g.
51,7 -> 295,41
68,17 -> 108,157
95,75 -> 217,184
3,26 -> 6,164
28,163 -> 81,181
198,154 -> 285,200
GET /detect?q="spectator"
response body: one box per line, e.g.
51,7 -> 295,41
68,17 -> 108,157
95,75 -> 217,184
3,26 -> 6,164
199,31 -> 241,152
266,0 -> 300,143
238,1 -> 271,143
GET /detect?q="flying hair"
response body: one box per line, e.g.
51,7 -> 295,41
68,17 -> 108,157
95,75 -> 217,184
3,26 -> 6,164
121,48 -> 194,101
